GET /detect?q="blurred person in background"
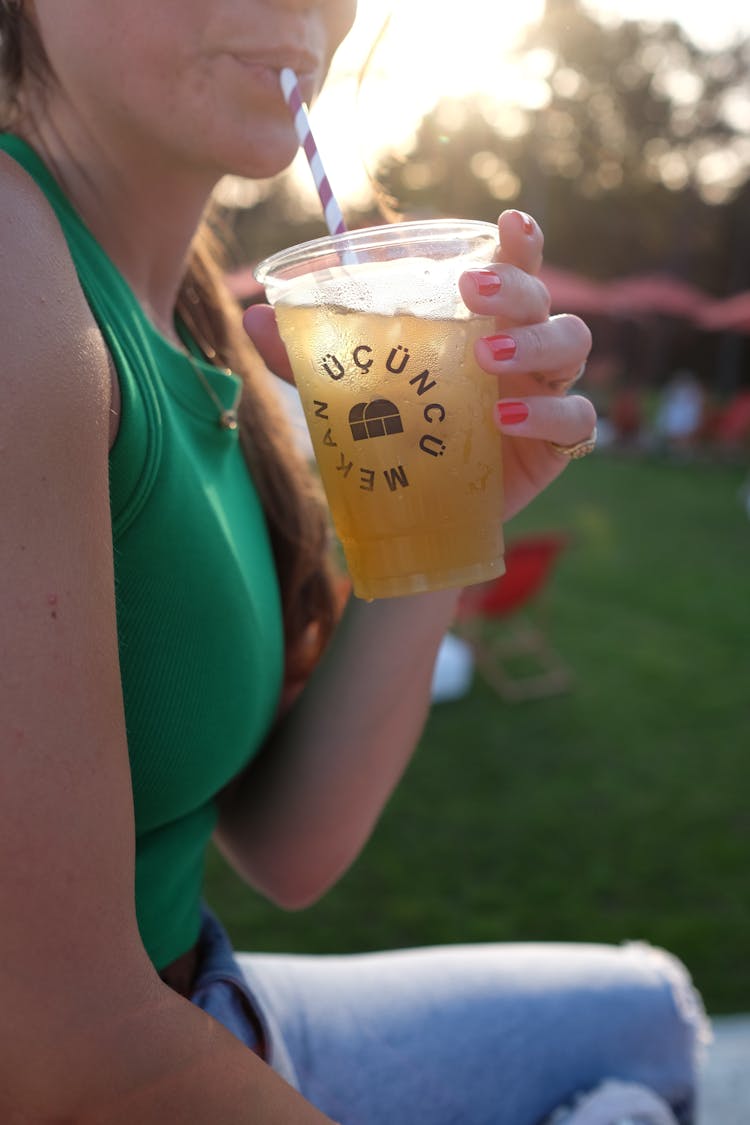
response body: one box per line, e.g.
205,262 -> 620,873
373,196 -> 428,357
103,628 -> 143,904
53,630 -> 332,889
653,369 -> 706,453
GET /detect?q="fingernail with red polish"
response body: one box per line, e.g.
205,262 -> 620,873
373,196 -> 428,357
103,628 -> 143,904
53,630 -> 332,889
467,268 -> 502,297
495,401 -> 529,425
484,333 -> 517,361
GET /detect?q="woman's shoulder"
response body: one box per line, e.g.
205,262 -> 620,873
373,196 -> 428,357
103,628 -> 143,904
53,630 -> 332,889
0,146 -> 78,298
0,148 -> 111,423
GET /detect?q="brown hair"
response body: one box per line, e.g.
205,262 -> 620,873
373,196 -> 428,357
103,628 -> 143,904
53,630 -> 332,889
0,5 -> 339,697
176,232 -> 338,695
0,1 -> 46,121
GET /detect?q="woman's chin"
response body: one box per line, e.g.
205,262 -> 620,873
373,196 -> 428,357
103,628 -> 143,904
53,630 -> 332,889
216,122 -> 301,183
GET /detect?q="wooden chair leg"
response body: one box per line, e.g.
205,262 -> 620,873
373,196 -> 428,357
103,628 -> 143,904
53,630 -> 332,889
455,618 -> 573,702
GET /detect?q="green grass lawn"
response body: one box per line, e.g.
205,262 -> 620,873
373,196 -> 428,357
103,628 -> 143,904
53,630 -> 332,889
205,452 -> 750,1014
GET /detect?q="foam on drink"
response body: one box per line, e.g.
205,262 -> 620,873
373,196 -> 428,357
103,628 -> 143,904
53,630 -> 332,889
265,257 -> 475,322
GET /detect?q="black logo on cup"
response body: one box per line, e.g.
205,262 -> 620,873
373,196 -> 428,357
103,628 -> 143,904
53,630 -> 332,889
312,342 -> 453,495
349,400 -> 404,441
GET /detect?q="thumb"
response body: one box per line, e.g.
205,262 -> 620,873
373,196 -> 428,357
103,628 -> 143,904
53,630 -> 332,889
242,304 -> 295,385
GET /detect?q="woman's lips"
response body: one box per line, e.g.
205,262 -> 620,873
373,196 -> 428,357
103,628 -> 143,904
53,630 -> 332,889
225,53 -> 318,103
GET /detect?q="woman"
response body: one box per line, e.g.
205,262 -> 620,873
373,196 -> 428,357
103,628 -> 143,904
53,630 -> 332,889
0,2 -> 707,1122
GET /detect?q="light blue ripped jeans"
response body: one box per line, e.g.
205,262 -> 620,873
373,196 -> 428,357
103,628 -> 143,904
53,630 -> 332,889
190,908 -> 709,1125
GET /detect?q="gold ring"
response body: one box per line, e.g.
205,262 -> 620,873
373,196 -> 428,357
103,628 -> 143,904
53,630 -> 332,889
548,425 -> 597,460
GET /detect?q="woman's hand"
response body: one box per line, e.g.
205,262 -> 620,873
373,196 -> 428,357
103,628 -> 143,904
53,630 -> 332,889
244,208 -> 596,525
457,208 -> 595,521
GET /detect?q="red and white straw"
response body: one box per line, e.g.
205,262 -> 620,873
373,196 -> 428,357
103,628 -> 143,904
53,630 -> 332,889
280,67 -> 348,237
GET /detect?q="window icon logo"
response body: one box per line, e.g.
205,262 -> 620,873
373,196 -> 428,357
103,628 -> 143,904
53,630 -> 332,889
349,400 -> 404,441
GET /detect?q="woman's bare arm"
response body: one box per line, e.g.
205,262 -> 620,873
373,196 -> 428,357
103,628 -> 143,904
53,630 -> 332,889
0,154 -> 333,1125
216,587 -> 459,909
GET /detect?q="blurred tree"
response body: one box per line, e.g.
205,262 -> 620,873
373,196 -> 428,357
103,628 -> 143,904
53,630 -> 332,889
375,0 -> 750,289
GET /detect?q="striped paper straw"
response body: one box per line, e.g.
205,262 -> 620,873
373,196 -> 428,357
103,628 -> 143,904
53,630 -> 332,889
280,67 -> 348,237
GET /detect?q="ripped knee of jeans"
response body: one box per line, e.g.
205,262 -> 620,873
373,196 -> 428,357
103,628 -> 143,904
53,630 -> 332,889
623,940 -> 713,1070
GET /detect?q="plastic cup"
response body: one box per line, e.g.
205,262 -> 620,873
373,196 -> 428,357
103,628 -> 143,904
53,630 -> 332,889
255,219 -> 505,600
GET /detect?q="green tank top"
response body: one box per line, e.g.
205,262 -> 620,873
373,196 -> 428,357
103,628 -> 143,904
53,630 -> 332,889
1,135 -> 285,969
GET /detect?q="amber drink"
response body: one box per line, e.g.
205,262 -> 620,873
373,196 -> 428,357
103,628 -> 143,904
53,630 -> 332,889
256,221 -> 505,600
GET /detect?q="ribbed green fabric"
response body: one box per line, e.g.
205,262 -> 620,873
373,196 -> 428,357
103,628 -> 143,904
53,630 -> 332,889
1,135 -> 284,969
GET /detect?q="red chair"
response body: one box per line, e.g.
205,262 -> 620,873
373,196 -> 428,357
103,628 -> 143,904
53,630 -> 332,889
712,391 -> 750,449
455,533 -> 572,701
